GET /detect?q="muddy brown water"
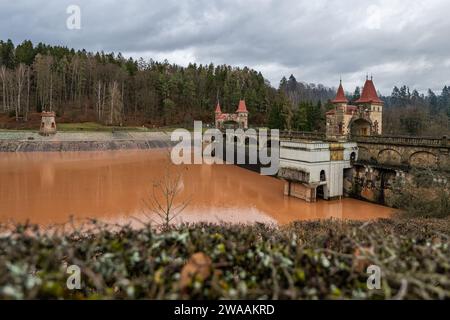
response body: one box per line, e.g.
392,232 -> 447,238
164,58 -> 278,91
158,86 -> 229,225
0,150 -> 394,227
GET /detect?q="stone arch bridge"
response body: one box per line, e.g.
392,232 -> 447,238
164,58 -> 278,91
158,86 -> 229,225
352,135 -> 450,170
212,129 -> 449,204
217,130 -> 450,170
279,132 -> 450,170
276,131 -> 449,204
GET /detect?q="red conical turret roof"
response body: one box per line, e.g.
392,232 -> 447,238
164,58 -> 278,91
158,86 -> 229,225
332,81 -> 348,104
236,100 -> 248,113
215,102 -> 222,113
355,78 -> 383,104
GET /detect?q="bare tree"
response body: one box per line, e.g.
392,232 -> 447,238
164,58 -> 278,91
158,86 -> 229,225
143,156 -> 191,229
96,79 -> 103,120
16,63 -> 26,121
0,65 -> 6,112
34,54 -> 54,111
105,80 -> 123,126
49,73 -> 53,111
25,66 -> 30,121
0,66 -> 15,113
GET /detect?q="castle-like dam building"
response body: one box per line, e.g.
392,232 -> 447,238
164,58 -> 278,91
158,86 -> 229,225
280,77 -> 384,202
326,76 -> 383,139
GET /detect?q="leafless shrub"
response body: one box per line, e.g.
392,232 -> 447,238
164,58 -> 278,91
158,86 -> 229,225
143,151 -> 191,229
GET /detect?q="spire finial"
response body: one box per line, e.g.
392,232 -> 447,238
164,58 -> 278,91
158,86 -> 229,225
215,89 -> 222,114
339,76 -> 342,85
371,74 -> 373,81
366,73 -> 369,80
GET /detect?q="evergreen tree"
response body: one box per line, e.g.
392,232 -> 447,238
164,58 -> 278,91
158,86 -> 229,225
439,86 -> 450,115
427,89 -> 438,112
15,40 -> 35,66
268,103 -> 284,130
352,86 -> 361,102
287,74 -> 298,92
279,76 -> 287,91
0,39 -> 15,68
293,101 -> 309,131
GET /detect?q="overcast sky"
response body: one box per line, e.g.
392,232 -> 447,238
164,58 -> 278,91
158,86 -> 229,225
1,0 -> 449,94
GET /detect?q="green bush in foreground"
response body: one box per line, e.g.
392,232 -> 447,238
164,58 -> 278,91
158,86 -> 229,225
0,218 -> 449,300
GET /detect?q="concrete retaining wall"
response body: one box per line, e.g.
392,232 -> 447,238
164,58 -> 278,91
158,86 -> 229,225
0,131 -> 175,152
0,139 -> 174,152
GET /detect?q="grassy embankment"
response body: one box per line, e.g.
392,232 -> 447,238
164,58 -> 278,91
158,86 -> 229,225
0,122 -> 193,133
57,122 -> 150,132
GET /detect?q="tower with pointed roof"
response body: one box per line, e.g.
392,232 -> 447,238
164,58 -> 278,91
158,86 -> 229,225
332,79 -> 348,105
354,76 -> 383,135
214,99 -> 248,129
326,76 -> 383,139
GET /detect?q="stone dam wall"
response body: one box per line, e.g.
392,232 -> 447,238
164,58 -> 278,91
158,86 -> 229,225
345,135 -> 450,206
343,164 -> 400,206
0,139 -> 174,152
0,131 -> 174,152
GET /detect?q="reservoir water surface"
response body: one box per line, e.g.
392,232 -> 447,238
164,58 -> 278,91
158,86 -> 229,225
0,149 -> 394,226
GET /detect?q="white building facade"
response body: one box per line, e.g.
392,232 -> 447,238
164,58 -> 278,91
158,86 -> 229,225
278,140 -> 358,202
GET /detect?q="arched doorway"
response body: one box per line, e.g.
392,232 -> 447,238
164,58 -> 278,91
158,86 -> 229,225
350,152 -> 356,164
350,118 -> 371,136
316,170 -> 327,200
223,120 -> 241,130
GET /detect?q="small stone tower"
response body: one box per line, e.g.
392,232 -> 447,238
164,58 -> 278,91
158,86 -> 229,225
40,111 -> 57,136
235,100 -> 249,129
214,101 -> 222,128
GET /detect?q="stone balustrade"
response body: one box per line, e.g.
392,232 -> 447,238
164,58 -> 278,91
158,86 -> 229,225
352,134 -> 447,148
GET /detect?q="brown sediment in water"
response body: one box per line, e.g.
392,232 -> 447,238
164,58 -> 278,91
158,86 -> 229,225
0,150 -> 394,227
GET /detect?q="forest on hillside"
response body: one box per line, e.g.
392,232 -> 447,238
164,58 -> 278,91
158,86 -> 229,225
0,39 -> 279,128
1,39 -> 449,136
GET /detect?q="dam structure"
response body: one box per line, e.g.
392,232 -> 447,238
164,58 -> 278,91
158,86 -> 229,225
278,139 -> 357,202
218,77 -> 449,205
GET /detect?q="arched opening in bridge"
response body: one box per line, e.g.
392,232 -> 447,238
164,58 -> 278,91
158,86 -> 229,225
351,118 -> 371,136
223,120 -> 241,130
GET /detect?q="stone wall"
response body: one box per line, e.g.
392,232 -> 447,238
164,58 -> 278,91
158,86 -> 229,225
0,131 -> 173,152
0,139 -> 174,152
343,164 -> 399,206
344,163 -> 449,208
283,180 -> 316,202
353,135 -> 450,170
349,136 -> 450,206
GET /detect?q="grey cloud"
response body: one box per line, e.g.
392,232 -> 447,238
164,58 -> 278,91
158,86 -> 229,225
1,0 -> 449,94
